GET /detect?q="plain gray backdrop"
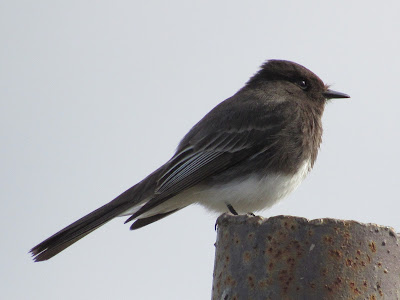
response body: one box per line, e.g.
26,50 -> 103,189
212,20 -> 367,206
1,1 -> 399,299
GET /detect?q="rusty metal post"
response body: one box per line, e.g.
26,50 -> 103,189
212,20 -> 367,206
212,214 -> 400,300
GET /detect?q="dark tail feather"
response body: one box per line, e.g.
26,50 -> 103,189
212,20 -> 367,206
129,208 -> 181,230
30,200 -> 133,262
30,166 -> 167,261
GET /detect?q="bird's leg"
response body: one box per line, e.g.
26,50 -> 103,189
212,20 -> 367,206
226,203 -> 238,215
216,204 -> 238,230
216,204 -> 254,230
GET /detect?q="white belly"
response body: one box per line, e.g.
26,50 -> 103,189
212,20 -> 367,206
123,159 -> 312,217
195,158 -> 312,214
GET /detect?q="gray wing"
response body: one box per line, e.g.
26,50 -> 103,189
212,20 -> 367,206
124,124 -> 281,224
125,93 -> 296,225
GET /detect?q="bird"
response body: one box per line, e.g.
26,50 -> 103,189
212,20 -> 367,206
30,59 -> 349,262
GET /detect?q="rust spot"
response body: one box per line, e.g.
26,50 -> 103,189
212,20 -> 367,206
370,296 -> 376,300
377,262 -> 382,267
363,280 -> 367,287
286,257 -> 295,267
310,282 -> 316,289
248,275 -> 255,288
267,235 -> 272,241
324,235 -> 334,244
324,284 -> 333,292
329,249 -> 342,259
243,251 -> 251,263
275,249 -> 282,258
349,282 -> 361,294
278,269 -> 294,292
356,250 -> 361,255
334,277 -> 342,286
225,255 -> 230,263
346,259 -> 354,267
293,240 -> 301,249
224,275 -> 236,287
369,241 -> 376,253
377,282 -> 383,296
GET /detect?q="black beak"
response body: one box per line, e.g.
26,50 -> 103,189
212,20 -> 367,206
323,89 -> 350,99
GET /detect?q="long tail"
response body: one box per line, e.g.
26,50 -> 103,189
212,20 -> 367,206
30,196 -> 134,262
30,167 -> 165,262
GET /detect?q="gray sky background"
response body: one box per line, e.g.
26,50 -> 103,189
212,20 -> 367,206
1,1 -> 399,299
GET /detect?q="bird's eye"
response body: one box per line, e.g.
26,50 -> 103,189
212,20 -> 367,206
296,79 -> 308,90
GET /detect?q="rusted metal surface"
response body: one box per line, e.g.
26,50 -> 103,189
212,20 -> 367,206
212,214 -> 400,300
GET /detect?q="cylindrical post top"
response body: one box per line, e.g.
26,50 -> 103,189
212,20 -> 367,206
212,214 -> 400,300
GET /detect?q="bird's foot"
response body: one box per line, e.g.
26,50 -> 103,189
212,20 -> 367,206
226,203 -> 238,215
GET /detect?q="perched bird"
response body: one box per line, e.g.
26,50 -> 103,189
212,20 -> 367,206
30,59 -> 349,262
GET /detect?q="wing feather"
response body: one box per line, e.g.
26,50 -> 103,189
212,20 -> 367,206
125,100 -> 293,223
125,129 -> 268,223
